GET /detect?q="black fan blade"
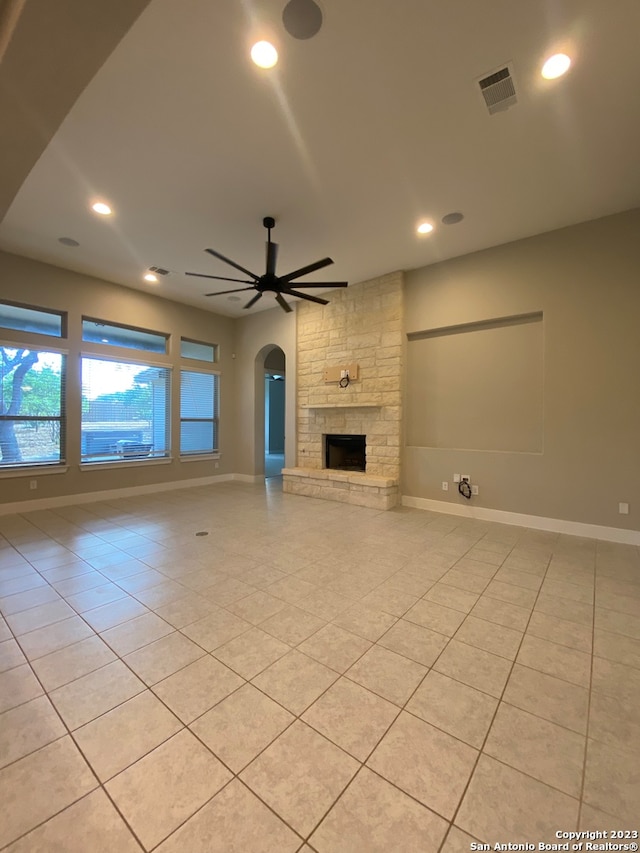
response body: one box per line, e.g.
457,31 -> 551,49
205,248 -> 260,281
244,292 -> 263,309
280,281 -> 348,288
186,272 -> 254,283
266,240 -> 278,276
275,293 -> 293,313
279,257 -> 333,284
204,287 -> 256,297
284,288 -> 329,306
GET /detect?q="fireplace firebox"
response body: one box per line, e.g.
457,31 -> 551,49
325,434 -> 366,472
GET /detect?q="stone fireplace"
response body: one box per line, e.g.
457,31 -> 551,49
282,271 -> 403,510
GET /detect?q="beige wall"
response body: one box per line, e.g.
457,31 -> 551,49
0,250 -> 236,505
3,208 -> 639,532
403,208 -> 640,531
233,304 -> 297,477
406,314 -> 544,453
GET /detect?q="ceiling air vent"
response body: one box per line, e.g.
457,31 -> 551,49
477,64 -> 517,114
148,266 -> 170,276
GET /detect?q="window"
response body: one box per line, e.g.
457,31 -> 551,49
0,301 -> 64,337
1,347 -> 65,467
180,338 -> 216,363
82,319 -> 167,353
180,370 -> 218,455
81,357 -> 170,462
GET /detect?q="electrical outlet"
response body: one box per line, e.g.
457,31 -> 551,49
453,473 -> 461,483
471,484 -> 479,495
442,481 -> 448,491
619,502 -> 629,515
461,474 -> 470,483
29,480 -> 38,490
214,461 -> 219,469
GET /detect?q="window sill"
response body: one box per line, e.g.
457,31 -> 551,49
0,465 -> 69,479
179,453 -> 221,463
79,457 -> 173,471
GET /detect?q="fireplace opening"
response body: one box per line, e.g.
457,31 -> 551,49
325,434 -> 366,472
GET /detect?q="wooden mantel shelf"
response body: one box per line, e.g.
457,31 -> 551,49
301,403 -> 382,409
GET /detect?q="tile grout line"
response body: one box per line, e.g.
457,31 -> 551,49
432,532 -> 525,851
576,545 -> 599,829
4,566 -> 313,851
233,520 -> 495,844
4,627 -> 149,852
441,542 -> 557,847
1,498 -> 637,849
310,529 -> 512,850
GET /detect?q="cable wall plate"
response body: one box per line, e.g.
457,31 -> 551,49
323,363 -> 359,382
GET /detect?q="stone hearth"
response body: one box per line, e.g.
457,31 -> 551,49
282,467 -> 398,510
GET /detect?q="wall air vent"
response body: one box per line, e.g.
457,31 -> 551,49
477,64 -> 517,114
148,266 -> 170,276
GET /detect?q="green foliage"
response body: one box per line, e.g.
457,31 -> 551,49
0,347 -> 61,462
18,365 -> 61,416
1,349 -> 61,416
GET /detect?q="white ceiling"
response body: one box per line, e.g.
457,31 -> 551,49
1,0 -> 639,317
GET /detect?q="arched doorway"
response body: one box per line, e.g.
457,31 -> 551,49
258,345 -> 286,478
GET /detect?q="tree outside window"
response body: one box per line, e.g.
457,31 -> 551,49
0,347 -> 64,465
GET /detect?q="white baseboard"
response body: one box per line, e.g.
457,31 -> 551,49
401,495 -> 640,546
2,479 -> 636,547
0,473 -> 236,516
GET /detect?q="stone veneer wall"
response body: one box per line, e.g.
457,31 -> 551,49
283,271 -> 403,508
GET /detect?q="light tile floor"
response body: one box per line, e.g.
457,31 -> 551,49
0,481 -> 639,851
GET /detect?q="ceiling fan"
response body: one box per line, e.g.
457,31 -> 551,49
185,217 -> 348,312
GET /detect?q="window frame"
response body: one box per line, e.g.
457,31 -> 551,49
0,299 -> 66,339
180,337 -> 217,363
80,351 -> 172,466
0,340 -> 68,471
179,366 -> 220,458
82,317 -> 169,355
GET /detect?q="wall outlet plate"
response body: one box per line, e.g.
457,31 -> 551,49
461,474 -> 470,482
442,481 -> 449,491
619,502 -> 629,515
453,473 -> 461,483
471,484 -> 479,495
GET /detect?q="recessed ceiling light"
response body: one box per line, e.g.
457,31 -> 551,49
251,40 -> 278,69
228,296 -> 242,302
144,273 -> 158,283
541,53 -> 571,79
58,237 -> 80,247
91,201 -> 112,216
417,222 -> 434,235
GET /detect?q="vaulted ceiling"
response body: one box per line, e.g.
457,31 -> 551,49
1,0 -> 639,316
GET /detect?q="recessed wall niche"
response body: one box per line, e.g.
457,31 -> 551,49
405,312 -> 543,453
